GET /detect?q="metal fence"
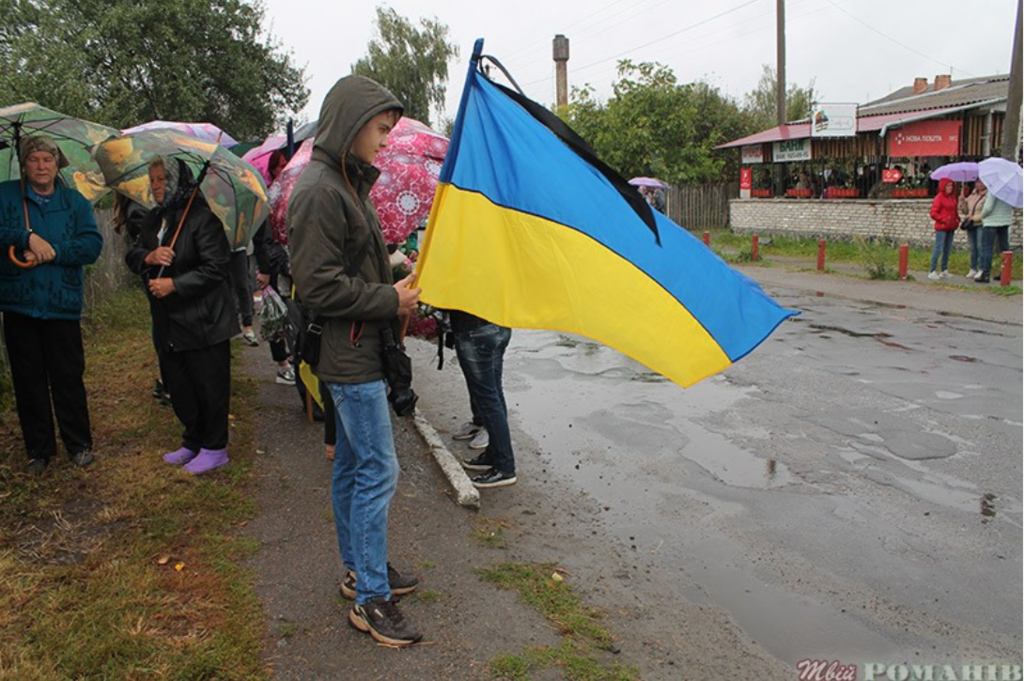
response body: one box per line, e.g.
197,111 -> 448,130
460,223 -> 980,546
665,182 -> 736,231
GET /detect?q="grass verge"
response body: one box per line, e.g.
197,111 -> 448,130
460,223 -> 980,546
704,229 -> 1024,282
477,562 -> 638,681
0,290 -> 267,680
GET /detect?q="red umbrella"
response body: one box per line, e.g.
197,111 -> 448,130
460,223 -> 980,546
370,118 -> 448,244
267,118 -> 448,245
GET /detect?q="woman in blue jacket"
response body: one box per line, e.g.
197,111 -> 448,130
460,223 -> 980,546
0,135 -> 103,474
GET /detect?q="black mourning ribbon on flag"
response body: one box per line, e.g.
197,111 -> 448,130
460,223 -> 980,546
479,55 -> 661,246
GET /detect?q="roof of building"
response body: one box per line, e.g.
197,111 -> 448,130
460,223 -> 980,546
717,74 -> 1010,150
859,74 -> 1009,116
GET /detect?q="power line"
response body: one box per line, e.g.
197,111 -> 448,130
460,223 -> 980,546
568,0 -> 763,76
822,0 -> 976,77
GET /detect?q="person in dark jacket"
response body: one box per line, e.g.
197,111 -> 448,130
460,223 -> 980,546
0,134 -> 103,474
125,157 -> 239,474
289,75 -> 423,647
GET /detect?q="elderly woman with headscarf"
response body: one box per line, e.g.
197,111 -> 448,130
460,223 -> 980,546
125,157 -> 238,474
0,134 -> 103,475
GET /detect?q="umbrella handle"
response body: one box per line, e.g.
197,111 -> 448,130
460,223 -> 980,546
8,245 -> 36,269
12,184 -> 37,268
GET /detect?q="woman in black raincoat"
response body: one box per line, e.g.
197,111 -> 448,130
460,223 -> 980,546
125,157 -> 238,474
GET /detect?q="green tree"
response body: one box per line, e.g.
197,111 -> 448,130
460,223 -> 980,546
0,0 -> 308,139
563,61 -> 754,184
743,64 -> 818,129
352,6 -> 459,127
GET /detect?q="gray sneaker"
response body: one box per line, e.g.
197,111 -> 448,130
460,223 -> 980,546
276,366 -> 296,385
452,421 -> 483,440
349,597 -> 422,646
469,428 -> 489,450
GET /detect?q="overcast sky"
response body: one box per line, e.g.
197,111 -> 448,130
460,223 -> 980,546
261,0 -> 1018,129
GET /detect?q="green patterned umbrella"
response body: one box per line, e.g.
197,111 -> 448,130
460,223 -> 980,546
95,129 -> 269,250
0,102 -> 118,202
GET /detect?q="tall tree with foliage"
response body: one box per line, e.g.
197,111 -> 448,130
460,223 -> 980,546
743,64 -> 818,129
351,6 -> 458,127
0,0 -> 308,139
563,61 -> 754,185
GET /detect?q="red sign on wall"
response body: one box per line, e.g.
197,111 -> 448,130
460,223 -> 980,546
887,120 -> 961,157
740,167 -> 753,190
882,169 -> 903,183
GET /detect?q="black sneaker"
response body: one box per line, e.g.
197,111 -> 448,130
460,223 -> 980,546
461,452 -> 495,471
152,380 -> 165,399
471,468 -> 517,489
71,450 -> 94,468
25,458 -> 48,475
349,597 -> 423,646
974,272 -> 990,283
340,563 -> 420,600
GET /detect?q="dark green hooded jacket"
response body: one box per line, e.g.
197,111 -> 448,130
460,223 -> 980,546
288,76 -> 403,384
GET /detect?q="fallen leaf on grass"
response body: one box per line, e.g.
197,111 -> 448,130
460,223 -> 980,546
174,562 -> 185,572
157,555 -> 171,565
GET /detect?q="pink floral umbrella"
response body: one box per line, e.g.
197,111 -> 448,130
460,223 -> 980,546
369,118 -> 449,244
242,134 -> 288,184
121,120 -> 239,148
267,138 -> 313,245
267,118 -> 449,245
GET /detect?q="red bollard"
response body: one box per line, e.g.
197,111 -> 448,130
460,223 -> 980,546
898,244 -> 909,280
1000,251 -> 1013,287
817,239 -> 826,271
703,231 -> 710,246
751,234 -> 760,261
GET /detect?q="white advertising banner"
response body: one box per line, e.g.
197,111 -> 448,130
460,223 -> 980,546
741,144 -> 764,164
811,103 -> 858,137
773,138 -> 811,162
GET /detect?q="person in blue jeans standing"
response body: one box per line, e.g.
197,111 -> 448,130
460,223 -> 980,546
450,310 -> 517,489
974,190 -> 1014,284
289,75 -> 423,647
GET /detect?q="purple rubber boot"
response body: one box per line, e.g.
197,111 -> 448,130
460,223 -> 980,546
163,447 -> 198,465
184,448 -> 229,475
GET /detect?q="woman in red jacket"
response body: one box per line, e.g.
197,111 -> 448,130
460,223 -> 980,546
928,177 -> 959,280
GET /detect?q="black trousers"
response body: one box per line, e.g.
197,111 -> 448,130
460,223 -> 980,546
228,250 -> 254,327
2,312 -> 92,461
159,340 -> 231,451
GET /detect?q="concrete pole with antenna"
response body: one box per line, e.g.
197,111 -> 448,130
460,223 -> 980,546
554,34 -> 570,110
1000,0 -> 1022,161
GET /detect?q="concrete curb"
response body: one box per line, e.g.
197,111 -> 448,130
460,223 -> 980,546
412,408 -> 480,510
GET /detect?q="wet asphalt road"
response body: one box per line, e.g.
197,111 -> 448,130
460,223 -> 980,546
412,276 -> 1022,670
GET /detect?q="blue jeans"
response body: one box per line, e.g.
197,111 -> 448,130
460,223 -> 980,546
929,230 -> 955,272
454,323 -> 515,474
965,227 -> 981,270
979,226 -> 1011,276
326,380 -> 399,604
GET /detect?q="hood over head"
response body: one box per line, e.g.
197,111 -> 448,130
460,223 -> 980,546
313,76 -> 403,166
937,177 -> 954,195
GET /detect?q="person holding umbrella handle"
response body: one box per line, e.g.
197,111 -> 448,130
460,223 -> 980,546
0,134 -> 103,474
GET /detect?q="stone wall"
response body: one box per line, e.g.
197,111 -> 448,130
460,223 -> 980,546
729,199 -> 1023,249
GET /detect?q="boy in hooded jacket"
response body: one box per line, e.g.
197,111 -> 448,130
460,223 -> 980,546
288,75 -> 423,646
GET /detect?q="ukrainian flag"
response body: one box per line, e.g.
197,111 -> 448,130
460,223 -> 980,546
415,40 -> 797,388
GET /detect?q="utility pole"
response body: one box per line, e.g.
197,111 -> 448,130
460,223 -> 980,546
553,34 -> 570,110
775,0 -> 787,194
776,0 -> 787,126
1000,0 -> 1022,160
